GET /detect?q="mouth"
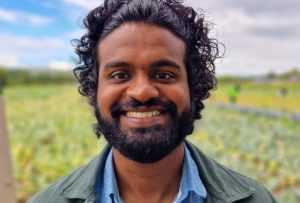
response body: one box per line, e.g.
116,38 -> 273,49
119,109 -> 169,128
125,110 -> 162,118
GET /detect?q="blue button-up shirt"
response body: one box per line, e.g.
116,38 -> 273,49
96,143 -> 207,203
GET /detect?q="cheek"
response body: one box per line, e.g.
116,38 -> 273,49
162,84 -> 190,113
97,83 -> 121,118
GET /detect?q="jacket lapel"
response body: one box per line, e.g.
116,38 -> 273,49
58,145 -> 112,201
185,141 -> 255,203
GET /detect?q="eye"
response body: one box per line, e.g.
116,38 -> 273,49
110,71 -> 130,81
153,72 -> 175,80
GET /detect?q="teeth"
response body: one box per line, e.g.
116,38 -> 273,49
126,111 -> 161,118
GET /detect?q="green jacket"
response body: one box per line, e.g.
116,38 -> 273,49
27,141 -> 277,203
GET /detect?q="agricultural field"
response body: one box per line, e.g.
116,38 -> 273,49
3,83 -> 300,202
209,82 -> 300,113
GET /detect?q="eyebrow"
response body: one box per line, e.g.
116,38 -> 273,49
103,59 -> 181,70
103,61 -> 130,69
150,59 -> 181,70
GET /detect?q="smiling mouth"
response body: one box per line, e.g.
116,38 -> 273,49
125,111 -> 162,118
119,109 -> 170,128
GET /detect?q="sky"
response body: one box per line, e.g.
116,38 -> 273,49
0,0 -> 299,75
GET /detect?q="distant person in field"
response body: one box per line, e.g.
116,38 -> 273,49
28,0 -> 276,202
227,84 -> 241,103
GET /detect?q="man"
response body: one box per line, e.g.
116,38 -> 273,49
28,0 -> 277,202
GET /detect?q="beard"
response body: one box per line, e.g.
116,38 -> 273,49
94,98 -> 195,163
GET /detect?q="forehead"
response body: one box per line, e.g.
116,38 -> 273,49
97,22 -> 186,66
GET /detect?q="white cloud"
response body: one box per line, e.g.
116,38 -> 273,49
0,32 -> 71,67
0,33 -> 65,53
26,15 -> 53,26
0,55 -> 20,68
0,8 -> 17,22
49,60 -> 75,71
0,7 -> 53,26
187,0 -> 300,75
67,28 -> 86,39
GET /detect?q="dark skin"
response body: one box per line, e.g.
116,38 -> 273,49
97,23 -> 190,203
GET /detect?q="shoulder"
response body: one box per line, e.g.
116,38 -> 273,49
27,145 -> 112,203
185,141 -> 277,202
226,167 -> 278,202
27,162 -> 96,203
26,176 -> 73,203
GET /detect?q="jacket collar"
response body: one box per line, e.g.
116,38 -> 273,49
185,140 -> 255,202
58,144 -> 112,200
58,142 -> 254,202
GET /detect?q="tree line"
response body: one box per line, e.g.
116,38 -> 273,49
1,67 -> 299,90
0,68 -> 76,88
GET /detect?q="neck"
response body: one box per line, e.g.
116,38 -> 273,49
113,143 -> 185,203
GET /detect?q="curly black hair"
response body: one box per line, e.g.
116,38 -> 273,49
73,0 -> 221,137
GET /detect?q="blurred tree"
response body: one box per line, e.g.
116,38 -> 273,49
280,68 -> 300,80
0,68 -> 8,94
266,71 -> 277,80
0,68 -> 75,86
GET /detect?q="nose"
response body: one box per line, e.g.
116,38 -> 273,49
126,74 -> 159,102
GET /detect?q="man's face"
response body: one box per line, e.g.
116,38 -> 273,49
96,22 -> 193,163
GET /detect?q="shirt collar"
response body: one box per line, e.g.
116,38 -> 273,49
101,148 -> 122,202
174,143 -> 207,202
102,143 -> 207,202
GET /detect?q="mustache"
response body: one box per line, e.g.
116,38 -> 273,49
111,98 -> 177,118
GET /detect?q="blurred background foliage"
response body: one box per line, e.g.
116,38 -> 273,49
1,67 -> 300,202
0,67 -> 75,86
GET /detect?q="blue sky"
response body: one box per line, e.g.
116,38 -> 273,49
0,0 -> 300,75
0,0 -> 97,70
0,0 -> 72,37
